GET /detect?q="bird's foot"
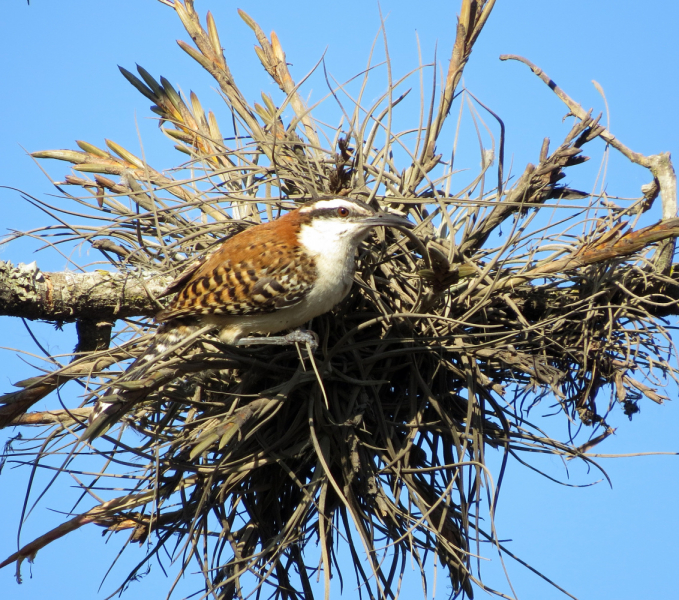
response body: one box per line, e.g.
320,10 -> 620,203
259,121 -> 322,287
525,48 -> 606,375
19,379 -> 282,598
281,329 -> 319,350
236,329 -> 319,351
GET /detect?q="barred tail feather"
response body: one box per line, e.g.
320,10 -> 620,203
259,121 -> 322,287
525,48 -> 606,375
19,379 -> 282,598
81,321 -> 201,442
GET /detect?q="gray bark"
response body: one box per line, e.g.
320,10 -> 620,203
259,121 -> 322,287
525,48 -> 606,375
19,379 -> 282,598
0,260 -> 172,322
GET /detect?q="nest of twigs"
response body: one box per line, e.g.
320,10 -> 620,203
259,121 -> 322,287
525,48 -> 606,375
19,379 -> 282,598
2,2 -> 678,599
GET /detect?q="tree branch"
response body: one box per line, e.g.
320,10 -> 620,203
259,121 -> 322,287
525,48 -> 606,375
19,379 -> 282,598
0,260 -> 172,322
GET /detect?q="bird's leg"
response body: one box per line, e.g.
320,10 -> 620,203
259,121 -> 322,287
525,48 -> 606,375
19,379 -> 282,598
236,329 -> 319,351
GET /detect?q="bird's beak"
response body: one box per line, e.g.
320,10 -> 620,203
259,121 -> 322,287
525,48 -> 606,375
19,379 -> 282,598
368,211 -> 414,229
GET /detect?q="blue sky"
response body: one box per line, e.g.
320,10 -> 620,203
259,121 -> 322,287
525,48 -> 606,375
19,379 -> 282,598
1,1 -> 678,599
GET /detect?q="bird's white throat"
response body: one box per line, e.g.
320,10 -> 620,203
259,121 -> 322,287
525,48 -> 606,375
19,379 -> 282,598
298,218 -> 370,306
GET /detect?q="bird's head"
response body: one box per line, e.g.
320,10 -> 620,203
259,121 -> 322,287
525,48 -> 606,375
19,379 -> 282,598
295,197 -> 412,250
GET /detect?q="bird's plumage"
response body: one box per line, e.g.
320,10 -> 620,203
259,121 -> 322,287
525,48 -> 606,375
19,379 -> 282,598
82,197 -> 411,441
155,216 -> 316,321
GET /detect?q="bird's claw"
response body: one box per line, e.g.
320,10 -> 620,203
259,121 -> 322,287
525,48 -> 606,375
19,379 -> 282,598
236,329 -> 319,351
282,329 -> 319,351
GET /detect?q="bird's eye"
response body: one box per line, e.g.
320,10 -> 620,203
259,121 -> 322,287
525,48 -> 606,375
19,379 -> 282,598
337,206 -> 350,218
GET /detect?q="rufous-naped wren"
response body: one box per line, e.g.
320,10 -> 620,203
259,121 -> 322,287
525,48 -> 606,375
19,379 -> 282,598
83,197 -> 412,440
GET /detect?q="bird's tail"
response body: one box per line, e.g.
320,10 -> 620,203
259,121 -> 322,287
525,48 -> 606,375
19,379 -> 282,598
81,321 -> 203,442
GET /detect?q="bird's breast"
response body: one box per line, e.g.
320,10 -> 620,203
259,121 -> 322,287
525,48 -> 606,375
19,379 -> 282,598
303,248 -> 355,316
297,222 -> 361,312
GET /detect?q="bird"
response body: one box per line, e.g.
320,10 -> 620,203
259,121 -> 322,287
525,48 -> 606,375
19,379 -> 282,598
82,197 -> 412,441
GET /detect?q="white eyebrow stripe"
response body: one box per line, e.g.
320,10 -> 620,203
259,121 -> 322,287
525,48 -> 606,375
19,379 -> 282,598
300,198 -> 353,212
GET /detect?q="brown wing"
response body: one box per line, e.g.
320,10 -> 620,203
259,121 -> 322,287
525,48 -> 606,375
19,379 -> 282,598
157,231 -> 245,299
155,218 -> 315,322
157,255 -> 207,299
